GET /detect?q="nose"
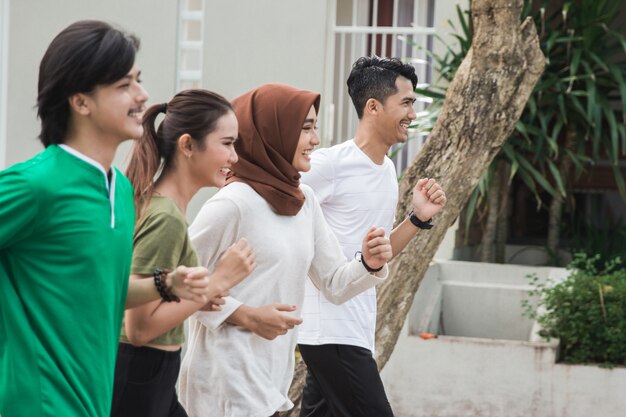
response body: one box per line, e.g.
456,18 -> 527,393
229,147 -> 239,164
311,129 -> 320,146
408,105 -> 417,120
135,82 -> 149,104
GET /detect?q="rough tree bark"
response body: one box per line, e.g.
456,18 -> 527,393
495,160 -> 512,263
286,0 -> 545,414
481,159 -> 512,263
480,163 -> 502,262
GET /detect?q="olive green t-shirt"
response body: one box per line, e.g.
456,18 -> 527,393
120,195 -> 198,345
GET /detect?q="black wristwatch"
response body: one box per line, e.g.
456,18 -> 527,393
408,210 -> 433,229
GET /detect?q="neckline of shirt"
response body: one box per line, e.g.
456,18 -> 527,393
58,144 -> 114,191
347,139 -> 391,170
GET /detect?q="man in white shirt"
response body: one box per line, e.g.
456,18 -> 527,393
298,56 -> 447,417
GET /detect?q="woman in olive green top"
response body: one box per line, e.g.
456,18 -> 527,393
111,89 -> 256,417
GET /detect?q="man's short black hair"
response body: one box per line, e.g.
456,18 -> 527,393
347,56 -> 418,119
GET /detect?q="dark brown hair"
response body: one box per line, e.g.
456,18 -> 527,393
126,89 -> 233,219
37,20 -> 139,146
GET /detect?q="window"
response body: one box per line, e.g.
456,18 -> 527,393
323,0 -> 435,174
177,0 -> 204,90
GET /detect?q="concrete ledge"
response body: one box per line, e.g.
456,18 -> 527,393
381,260 -> 626,417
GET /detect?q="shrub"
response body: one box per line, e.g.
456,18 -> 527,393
524,253 -> 626,366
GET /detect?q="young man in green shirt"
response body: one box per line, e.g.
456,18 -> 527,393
0,20 -> 158,417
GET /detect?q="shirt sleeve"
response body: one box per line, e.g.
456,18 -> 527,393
300,149 -> 335,205
188,197 -> 243,329
0,170 -> 38,250
307,190 -> 388,304
131,210 -> 189,275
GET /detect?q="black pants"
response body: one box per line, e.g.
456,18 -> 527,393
298,344 -> 394,417
111,343 -> 187,417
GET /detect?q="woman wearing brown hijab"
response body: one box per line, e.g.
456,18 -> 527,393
179,84 -> 392,417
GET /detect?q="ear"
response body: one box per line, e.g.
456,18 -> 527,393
68,93 -> 91,116
364,98 -> 379,116
177,133 -> 194,158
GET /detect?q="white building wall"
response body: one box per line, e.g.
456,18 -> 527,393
185,0 -> 333,218
0,0 -> 9,170
3,0 -> 179,170
202,0 -> 330,101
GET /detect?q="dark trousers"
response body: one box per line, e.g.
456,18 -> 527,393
111,343 -> 187,417
298,344 -> 394,417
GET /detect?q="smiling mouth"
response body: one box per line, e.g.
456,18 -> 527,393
220,167 -> 232,175
128,106 -> 145,119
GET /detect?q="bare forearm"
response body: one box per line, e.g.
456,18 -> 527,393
225,304 -> 251,328
126,277 -> 161,309
389,217 -> 419,259
125,299 -> 204,346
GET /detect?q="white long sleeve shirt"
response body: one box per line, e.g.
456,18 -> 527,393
297,139 -> 398,352
179,181 -> 387,417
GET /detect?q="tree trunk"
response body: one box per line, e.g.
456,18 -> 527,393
287,0 -> 545,414
480,164 -> 501,262
546,128 -> 576,264
495,160 -> 512,263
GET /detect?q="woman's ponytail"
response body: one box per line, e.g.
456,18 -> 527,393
126,103 -> 166,220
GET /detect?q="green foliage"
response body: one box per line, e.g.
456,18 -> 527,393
524,253 -> 626,366
414,0 -> 626,241
521,0 -> 626,200
566,200 -> 626,270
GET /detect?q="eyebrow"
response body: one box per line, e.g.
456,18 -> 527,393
402,96 -> 417,103
303,118 -> 316,123
124,70 -> 142,80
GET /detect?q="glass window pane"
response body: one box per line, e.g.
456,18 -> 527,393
179,79 -> 201,90
180,49 -> 201,71
183,0 -> 203,11
182,20 -> 202,42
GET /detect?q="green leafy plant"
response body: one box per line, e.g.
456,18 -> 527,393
566,200 -> 626,270
524,253 -> 626,366
414,1 -> 626,263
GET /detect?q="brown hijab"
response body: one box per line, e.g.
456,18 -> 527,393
228,83 -> 321,216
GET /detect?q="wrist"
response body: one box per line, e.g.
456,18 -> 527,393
408,209 -> 433,229
230,304 -> 253,329
355,251 -> 384,273
153,269 -> 180,302
165,271 -> 174,293
211,271 -> 231,294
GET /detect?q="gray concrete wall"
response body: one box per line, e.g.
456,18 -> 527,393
381,260 -> 626,417
2,0 -> 178,170
202,0 -> 330,101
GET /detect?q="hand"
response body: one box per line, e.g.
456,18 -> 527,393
199,290 -> 230,312
240,304 -> 303,340
411,178 -> 446,221
213,238 -> 256,290
166,265 -> 212,303
360,227 -> 392,272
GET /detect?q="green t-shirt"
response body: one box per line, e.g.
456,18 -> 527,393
119,195 -> 198,345
0,145 -> 134,417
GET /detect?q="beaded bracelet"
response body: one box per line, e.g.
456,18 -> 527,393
153,268 -> 180,303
